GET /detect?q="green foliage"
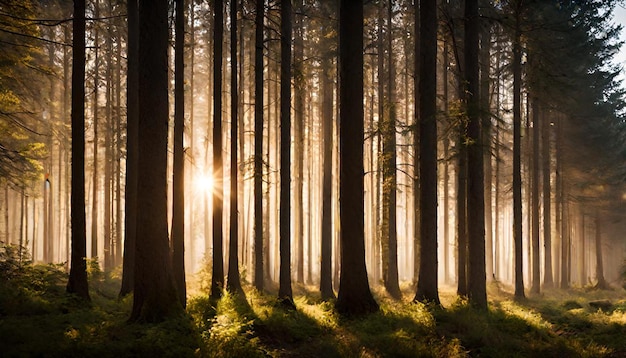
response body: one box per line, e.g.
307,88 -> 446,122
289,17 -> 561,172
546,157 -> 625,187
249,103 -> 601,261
0,243 -> 68,315
2,267 -> 626,357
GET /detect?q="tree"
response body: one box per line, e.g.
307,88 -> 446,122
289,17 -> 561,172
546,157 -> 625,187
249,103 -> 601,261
278,0 -> 294,307
414,0 -> 440,304
66,0 -> 90,301
335,0 -> 379,317
511,0 -> 525,299
172,0 -> 186,307
465,0 -> 487,309
320,15 -> 335,301
211,0 -> 225,301
380,0 -> 401,300
227,0 -> 244,296
254,0 -> 265,292
130,0 -> 182,322
119,0 -> 138,298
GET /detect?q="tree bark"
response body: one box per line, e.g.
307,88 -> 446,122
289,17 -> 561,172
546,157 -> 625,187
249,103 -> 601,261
542,108 -> 553,289
227,0 -> 244,296
335,0 -> 379,317
531,96 -> 540,294
512,9 -> 525,298
172,0 -> 187,307
119,0 -> 138,298
66,0 -> 90,301
253,0 -> 265,291
465,0 -> 487,309
414,0 -> 439,304
211,0 -> 225,300
278,0 -> 294,306
130,0 -> 182,322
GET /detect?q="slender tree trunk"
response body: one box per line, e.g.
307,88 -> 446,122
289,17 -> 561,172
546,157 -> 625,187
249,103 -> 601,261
414,0 -> 439,304
120,0 -> 138,298
531,97 -> 540,294
412,0 -> 421,285
542,109 -> 553,288
294,0 -> 305,284
254,0 -> 265,291
335,0 -> 379,317
211,0 -> 225,300
320,54 -> 334,300
559,116 -> 570,289
227,0 -> 244,296
66,0 -> 90,300
465,0 -> 486,309
512,9 -> 525,298
104,12 -> 112,271
91,0 -> 100,262
278,0 -> 294,305
481,24 -> 493,284
381,0 -> 401,299
594,211 -> 607,288
172,0 -> 187,307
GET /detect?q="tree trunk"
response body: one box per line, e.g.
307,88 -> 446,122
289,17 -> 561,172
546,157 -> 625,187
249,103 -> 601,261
531,96 -> 540,294
412,0 -> 420,285
381,0 -> 401,299
335,0 -> 379,317
542,108 -> 553,289
227,0 -> 244,296
211,0 -> 225,300
465,0 -> 486,309
320,54 -> 334,300
481,24 -> 493,284
254,0 -> 265,291
172,0 -> 187,307
594,210 -> 607,289
512,9 -> 525,298
278,0 -> 294,305
66,0 -> 90,301
294,0 -> 305,285
414,0 -> 440,304
130,0 -> 182,322
119,0 -> 138,298
91,0 -> 99,262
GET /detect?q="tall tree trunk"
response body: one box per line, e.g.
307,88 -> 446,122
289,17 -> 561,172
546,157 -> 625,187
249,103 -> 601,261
104,11 -> 112,271
130,0 -> 182,322
531,97 -> 540,294
512,8 -> 525,298
412,0 -> 421,285
278,0 -> 294,305
320,55 -> 334,300
381,0 -> 401,299
335,0 -> 379,317
457,123 -> 468,297
414,0 -> 439,304
91,0 -> 99,262
594,210 -> 607,289
172,0 -> 187,307
559,117 -> 570,289
542,110 -> 553,288
227,0 -> 244,296
481,23 -> 493,284
66,0 -> 90,301
254,0 -> 265,291
294,0 -> 305,284
120,0 -> 138,298
465,0 -> 486,309
211,0 -> 225,300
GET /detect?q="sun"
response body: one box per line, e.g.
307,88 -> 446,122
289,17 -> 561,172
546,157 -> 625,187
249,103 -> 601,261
194,173 -> 214,194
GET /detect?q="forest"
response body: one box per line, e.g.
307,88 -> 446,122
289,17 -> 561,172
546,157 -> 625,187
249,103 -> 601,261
2,0 -> 626,356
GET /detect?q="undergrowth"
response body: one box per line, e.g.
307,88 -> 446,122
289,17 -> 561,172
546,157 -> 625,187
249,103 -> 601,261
2,244 -> 625,357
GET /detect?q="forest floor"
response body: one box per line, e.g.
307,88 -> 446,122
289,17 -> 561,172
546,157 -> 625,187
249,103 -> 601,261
1,256 -> 626,357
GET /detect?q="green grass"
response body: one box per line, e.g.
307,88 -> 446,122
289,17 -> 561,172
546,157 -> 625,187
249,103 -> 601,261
2,249 -> 625,357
